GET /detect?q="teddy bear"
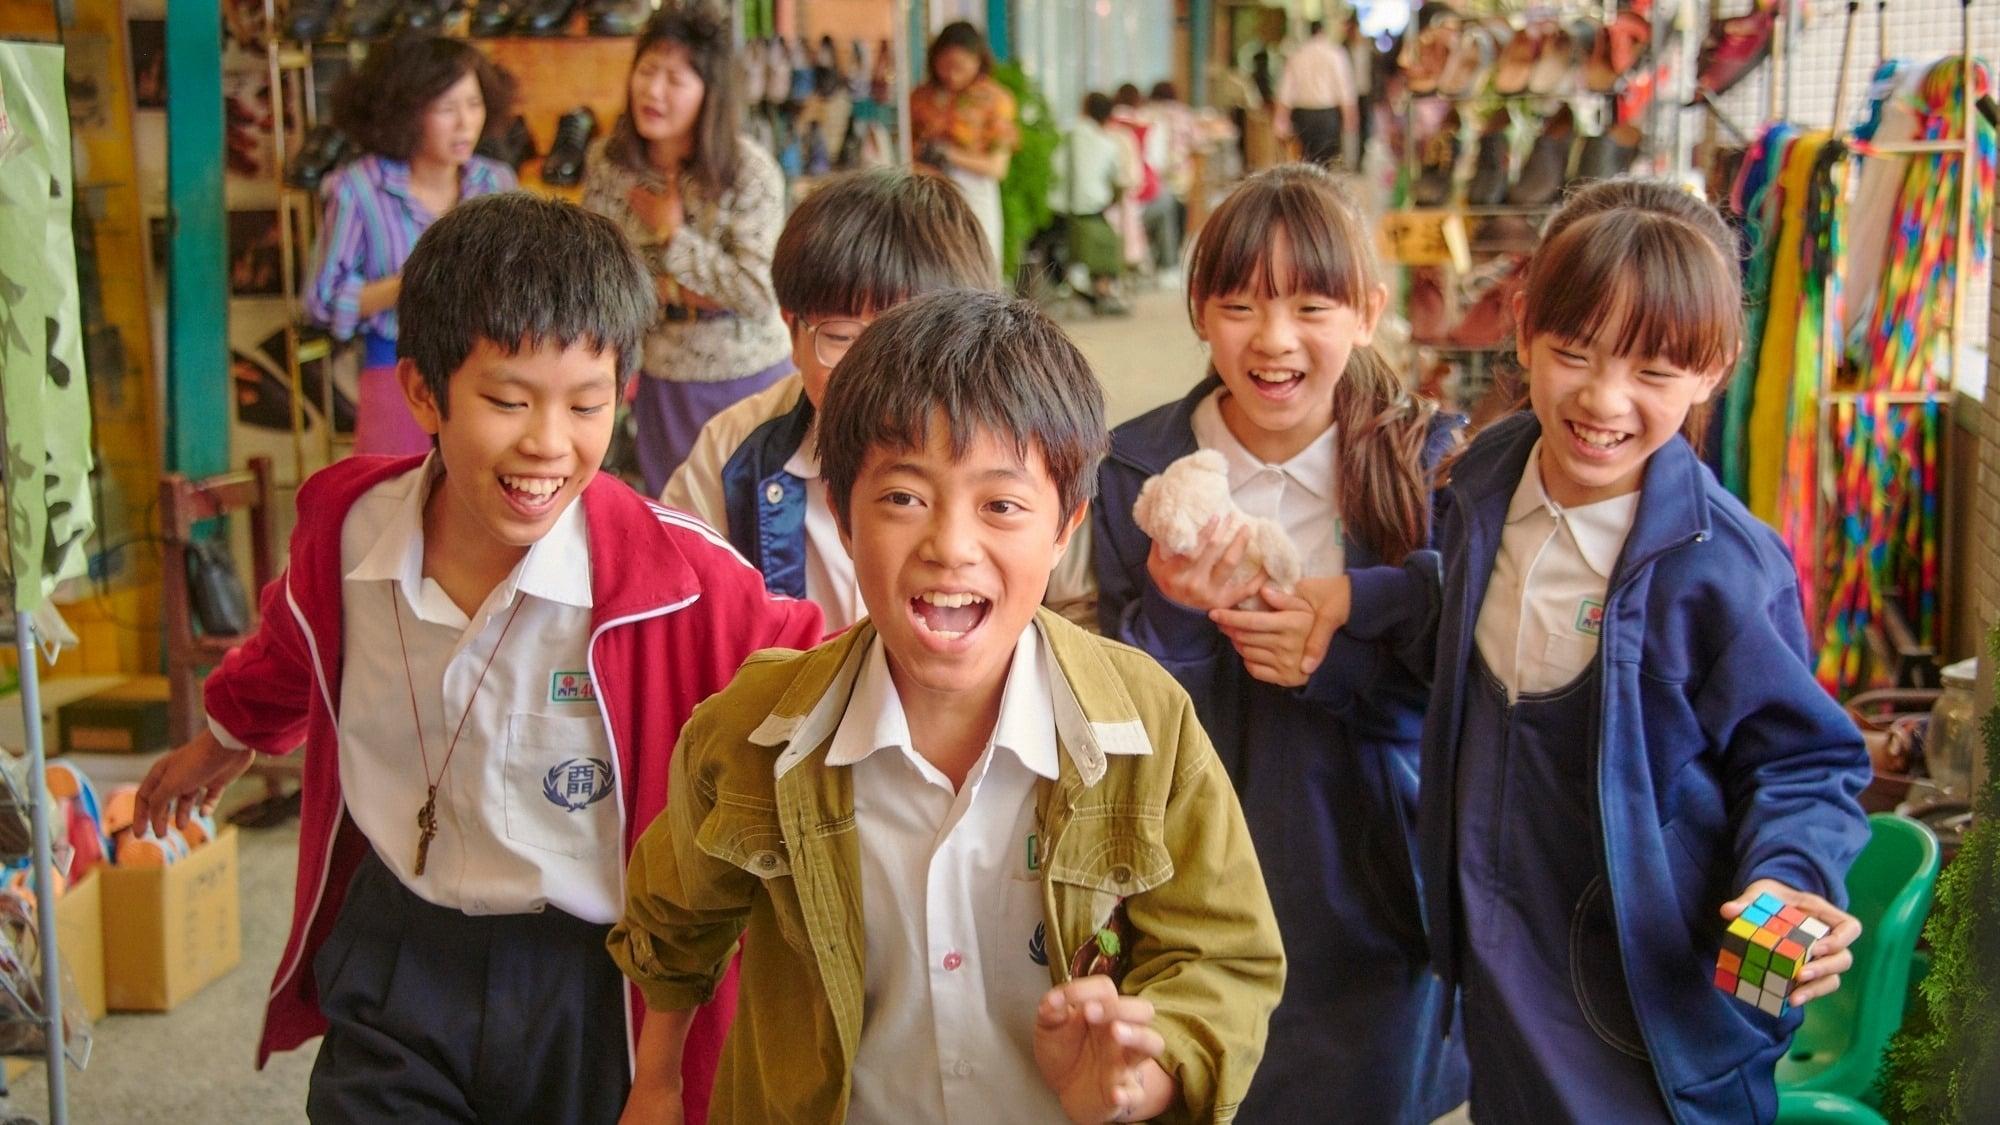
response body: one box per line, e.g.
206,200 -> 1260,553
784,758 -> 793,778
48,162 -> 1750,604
1132,449 -> 1303,609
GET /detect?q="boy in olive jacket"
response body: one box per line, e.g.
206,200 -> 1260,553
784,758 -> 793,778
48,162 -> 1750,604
609,290 -> 1284,1125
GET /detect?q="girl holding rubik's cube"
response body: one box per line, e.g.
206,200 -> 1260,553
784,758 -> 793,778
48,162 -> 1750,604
1411,179 -> 1873,1125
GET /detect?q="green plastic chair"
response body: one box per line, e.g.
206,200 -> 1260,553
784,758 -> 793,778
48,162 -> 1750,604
1775,1090 -> 1889,1124
1774,813 -> 1942,1105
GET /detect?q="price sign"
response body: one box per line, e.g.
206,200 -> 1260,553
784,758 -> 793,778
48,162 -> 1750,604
1381,210 -> 1471,274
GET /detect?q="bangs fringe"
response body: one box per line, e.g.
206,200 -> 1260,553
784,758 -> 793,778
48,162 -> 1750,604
1525,213 -> 1743,375
1188,167 -> 1374,316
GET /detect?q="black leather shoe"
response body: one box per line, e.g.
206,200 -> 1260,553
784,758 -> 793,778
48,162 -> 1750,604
1411,108 -> 1461,207
1508,104 -> 1574,205
470,0 -> 523,35
1575,123 -> 1642,181
286,123 -> 353,190
516,0 -> 577,35
585,0 -> 646,35
343,0 -> 399,38
475,114 -> 538,170
1465,110 -> 1512,206
286,0 -> 341,41
402,0 -> 460,32
540,106 -> 597,186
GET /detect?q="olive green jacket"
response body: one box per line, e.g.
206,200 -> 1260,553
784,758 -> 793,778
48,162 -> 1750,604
609,609 -> 1285,1124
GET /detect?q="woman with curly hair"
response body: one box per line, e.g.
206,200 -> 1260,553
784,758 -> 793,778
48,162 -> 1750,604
306,34 -> 517,456
583,4 -> 792,493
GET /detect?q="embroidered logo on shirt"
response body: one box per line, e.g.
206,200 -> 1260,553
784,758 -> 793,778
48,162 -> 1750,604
1575,599 -> 1605,636
549,671 -> 596,703
1026,833 -> 1040,873
543,758 -> 615,811
1029,921 -> 1048,966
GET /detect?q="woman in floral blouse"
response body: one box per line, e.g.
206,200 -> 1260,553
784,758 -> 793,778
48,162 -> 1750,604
583,5 -> 791,493
909,21 -> 1019,270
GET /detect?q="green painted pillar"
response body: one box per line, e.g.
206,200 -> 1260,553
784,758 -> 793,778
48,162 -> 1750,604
165,0 -> 229,475
986,0 -> 1010,60
1191,0 -> 1211,106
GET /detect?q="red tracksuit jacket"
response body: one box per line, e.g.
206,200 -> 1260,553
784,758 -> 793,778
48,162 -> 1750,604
204,455 -> 823,1123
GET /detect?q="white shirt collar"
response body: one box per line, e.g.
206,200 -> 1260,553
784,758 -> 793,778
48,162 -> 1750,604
1191,388 -> 1338,501
1506,439 -> 1640,579
826,624 -> 1059,781
344,454 -> 594,612
782,434 -> 821,481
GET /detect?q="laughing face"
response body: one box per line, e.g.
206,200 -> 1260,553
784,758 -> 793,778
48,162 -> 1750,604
1517,304 -> 1725,508
400,339 -> 618,565
837,417 -> 1085,717
1198,237 -> 1385,464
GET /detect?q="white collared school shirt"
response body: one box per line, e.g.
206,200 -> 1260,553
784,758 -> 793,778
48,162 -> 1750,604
781,437 -> 863,633
1192,388 -> 1346,578
834,625 -> 1070,1125
324,456 -> 621,922
1473,440 -> 1641,699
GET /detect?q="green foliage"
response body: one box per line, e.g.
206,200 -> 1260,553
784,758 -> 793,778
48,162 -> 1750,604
991,61 -> 1056,290
1881,628 -> 2000,1121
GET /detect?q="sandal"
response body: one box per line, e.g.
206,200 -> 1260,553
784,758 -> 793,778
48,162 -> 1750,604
1492,24 -> 1544,96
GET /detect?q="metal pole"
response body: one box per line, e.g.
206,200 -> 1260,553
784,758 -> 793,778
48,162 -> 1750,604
16,615 -> 67,1124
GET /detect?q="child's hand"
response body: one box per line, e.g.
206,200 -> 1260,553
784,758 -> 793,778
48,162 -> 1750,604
1034,976 -> 1174,1123
1146,516 -> 1268,613
1723,879 -> 1862,1006
133,729 -> 256,840
1210,575 -> 1352,687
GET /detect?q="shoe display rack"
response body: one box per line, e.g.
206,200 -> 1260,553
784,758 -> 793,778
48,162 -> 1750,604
1389,0 -> 1706,412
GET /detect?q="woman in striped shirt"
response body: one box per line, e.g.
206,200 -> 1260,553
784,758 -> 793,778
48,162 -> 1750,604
306,35 -> 517,456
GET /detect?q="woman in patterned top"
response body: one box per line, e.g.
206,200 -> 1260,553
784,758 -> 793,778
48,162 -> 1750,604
583,4 -> 791,494
909,21 -> 1019,270
306,35 -> 516,456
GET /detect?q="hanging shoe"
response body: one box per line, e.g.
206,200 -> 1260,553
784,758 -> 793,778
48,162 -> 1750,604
1412,108 -> 1462,206
540,106 -> 597,186
1406,18 -> 1459,95
1491,24 -> 1542,96
286,123 -> 352,190
805,123 -> 831,175
402,0 -> 459,31
1527,22 -> 1580,95
1574,123 -> 1644,181
342,0 -> 399,38
474,114 -> 537,170
516,0 -> 577,36
1437,21 -> 1499,98
1586,8 -> 1653,92
1465,109 -> 1512,206
1448,254 -> 1529,348
286,0 -> 341,42
1696,3 -> 1778,98
1407,269 -> 1448,344
471,0 -> 522,35
586,0 -> 647,36
1508,104 -> 1575,205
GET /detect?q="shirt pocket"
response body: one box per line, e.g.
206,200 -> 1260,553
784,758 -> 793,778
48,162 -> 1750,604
502,713 -> 617,859
1537,631 -> 1601,695
693,795 -> 811,952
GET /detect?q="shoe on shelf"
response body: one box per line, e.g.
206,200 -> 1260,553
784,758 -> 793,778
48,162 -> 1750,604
1407,269 -> 1448,344
1448,254 -> 1529,348
1508,104 -> 1575,205
402,0 -> 459,31
471,0 -> 523,35
342,0 -> 399,38
585,0 -> 647,35
1527,21 -> 1581,95
1696,3 -> 1777,98
1465,109 -> 1512,207
516,0 -> 578,35
1406,17 -> 1459,95
475,114 -> 537,170
1586,8 -> 1653,93
540,107 -> 597,186
1491,24 -> 1542,96
1437,21 -> 1498,98
1411,107 -> 1462,207
286,123 -> 353,191
286,0 -> 341,42
1575,123 -> 1644,181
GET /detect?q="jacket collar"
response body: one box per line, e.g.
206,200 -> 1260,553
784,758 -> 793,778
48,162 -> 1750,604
751,609 -> 1151,786
371,154 -> 505,209
1453,411 -> 1712,585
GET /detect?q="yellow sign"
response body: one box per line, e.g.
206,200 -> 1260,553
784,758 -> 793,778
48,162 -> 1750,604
1381,210 -> 1472,274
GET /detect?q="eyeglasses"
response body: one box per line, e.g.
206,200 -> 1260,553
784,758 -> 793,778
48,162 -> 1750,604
803,318 -> 868,368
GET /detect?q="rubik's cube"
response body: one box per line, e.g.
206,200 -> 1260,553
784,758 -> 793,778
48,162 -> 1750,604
1714,893 -> 1831,1015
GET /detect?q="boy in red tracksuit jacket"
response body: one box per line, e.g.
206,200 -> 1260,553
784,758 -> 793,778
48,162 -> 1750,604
135,193 -> 822,1125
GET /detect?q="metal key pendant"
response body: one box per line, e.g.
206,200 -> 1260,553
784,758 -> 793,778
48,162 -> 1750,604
414,786 -> 439,876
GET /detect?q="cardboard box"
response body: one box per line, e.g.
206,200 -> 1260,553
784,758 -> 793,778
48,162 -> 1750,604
100,828 -> 241,1011
57,676 -> 172,755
